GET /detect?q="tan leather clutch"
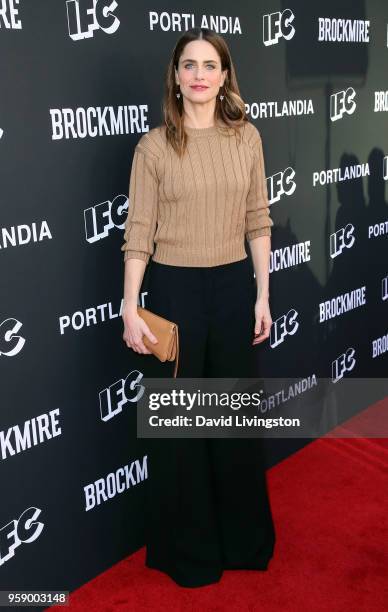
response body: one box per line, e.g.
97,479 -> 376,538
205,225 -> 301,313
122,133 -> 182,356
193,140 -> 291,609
137,306 -> 180,377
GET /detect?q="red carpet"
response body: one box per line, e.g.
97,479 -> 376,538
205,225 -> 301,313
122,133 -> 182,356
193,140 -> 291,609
52,397 -> 388,612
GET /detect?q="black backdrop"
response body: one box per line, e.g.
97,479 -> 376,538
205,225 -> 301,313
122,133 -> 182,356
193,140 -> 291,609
0,0 -> 387,598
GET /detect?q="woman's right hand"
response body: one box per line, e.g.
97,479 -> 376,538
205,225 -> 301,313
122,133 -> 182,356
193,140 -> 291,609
122,308 -> 158,354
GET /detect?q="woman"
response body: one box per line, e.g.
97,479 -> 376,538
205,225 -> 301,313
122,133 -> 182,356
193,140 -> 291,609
121,27 -> 276,588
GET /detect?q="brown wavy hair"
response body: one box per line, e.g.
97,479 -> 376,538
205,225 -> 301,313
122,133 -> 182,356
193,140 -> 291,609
161,27 -> 248,156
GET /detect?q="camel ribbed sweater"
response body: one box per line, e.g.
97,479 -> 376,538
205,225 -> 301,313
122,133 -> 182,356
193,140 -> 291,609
121,121 -> 273,267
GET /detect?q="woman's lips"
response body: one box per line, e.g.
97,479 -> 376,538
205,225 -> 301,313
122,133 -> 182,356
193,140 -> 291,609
190,86 -> 208,91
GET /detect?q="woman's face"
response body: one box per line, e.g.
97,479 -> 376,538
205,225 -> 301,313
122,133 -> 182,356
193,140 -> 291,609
175,39 -> 227,105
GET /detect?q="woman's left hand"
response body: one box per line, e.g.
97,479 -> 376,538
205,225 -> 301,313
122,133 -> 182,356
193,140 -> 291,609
252,297 -> 272,345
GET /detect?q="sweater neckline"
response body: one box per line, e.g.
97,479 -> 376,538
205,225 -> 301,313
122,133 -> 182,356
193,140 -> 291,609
184,124 -> 228,137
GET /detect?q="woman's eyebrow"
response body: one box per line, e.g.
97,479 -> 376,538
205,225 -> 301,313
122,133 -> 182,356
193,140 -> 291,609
181,58 -> 218,63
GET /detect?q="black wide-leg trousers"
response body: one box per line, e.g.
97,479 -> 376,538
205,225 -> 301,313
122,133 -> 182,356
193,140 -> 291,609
141,256 -> 276,587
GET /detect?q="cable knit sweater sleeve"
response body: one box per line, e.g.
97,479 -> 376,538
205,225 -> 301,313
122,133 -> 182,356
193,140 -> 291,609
244,123 -> 273,240
120,134 -> 159,264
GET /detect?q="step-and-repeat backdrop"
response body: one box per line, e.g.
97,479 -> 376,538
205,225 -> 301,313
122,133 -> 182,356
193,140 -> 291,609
1,0 -> 387,597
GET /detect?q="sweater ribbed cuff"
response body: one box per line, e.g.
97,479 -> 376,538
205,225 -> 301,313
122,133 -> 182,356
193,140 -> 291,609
123,250 -> 150,264
246,226 -> 272,241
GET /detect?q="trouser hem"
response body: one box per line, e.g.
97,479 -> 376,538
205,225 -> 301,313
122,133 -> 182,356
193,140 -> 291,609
145,559 -> 223,588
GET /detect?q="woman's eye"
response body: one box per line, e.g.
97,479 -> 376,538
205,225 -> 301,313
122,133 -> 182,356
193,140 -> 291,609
184,64 -> 216,69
